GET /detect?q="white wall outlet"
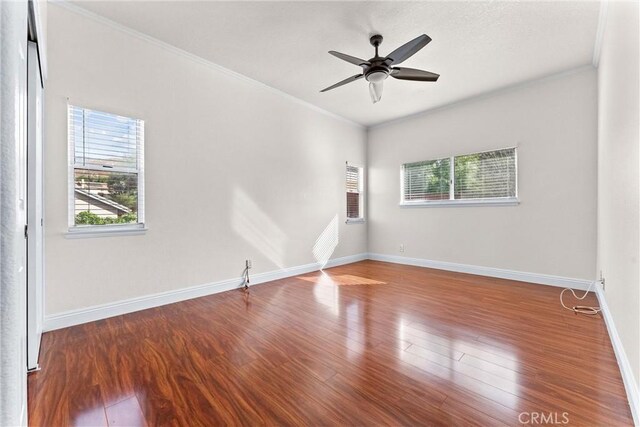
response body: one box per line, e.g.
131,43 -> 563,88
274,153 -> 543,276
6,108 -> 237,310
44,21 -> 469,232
399,244 -> 405,253
246,259 -> 252,269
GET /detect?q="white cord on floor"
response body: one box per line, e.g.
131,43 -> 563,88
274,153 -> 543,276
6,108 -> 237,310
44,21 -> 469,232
560,281 -> 601,315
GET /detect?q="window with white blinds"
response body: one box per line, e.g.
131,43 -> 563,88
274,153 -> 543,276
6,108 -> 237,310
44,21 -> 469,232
68,105 -> 145,229
454,148 -> 516,200
346,164 -> 364,221
403,158 -> 450,201
402,147 -> 517,205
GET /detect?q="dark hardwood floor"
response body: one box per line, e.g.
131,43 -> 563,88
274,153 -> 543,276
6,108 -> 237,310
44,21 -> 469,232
28,260 -> 633,426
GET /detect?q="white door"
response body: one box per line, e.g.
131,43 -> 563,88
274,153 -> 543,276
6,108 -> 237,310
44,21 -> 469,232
16,19 -> 29,424
0,2 -> 29,424
27,40 -> 44,371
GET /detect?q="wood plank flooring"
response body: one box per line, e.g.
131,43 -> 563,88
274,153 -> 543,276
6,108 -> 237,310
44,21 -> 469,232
28,260 -> 634,426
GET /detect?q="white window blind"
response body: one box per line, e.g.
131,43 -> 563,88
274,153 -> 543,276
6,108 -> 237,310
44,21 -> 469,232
402,147 -> 517,205
454,148 -> 516,200
403,158 -> 450,201
346,164 -> 363,220
68,105 -> 145,228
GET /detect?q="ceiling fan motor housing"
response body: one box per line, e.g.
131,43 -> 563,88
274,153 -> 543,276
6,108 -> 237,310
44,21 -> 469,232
366,34 -> 390,81
365,63 -> 390,82
369,34 -> 383,47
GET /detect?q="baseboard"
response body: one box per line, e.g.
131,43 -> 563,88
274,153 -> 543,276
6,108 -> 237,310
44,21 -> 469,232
367,252 -> 637,423
367,253 -> 593,290
595,284 -> 640,426
43,253 -> 368,331
43,251 -> 637,424
43,252 -> 593,330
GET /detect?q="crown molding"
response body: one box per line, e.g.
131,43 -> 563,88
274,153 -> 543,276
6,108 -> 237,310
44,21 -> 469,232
369,64 -> 595,131
50,1 -> 603,131
49,0 -> 365,130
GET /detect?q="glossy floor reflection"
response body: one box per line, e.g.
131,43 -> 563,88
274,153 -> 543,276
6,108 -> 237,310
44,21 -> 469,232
28,261 -> 634,426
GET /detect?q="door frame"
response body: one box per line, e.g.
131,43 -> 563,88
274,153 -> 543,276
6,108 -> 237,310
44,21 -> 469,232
26,39 -> 44,372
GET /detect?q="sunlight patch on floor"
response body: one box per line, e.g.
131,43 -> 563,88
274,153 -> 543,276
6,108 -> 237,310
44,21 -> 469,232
299,274 -> 386,286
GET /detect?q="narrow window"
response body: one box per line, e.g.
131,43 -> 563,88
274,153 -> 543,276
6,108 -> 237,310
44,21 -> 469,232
346,164 -> 364,222
68,105 -> 145,229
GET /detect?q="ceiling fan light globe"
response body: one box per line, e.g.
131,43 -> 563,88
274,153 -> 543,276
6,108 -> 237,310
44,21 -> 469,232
367,71 -> 387,83
369,81 -> 384,104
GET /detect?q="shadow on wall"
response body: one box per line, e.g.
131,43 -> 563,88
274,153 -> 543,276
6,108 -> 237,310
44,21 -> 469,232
231,187 -> 288,269
313,214 -> 339,268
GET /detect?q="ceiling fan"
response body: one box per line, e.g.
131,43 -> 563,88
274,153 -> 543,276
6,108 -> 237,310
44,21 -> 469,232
321,34 -> 439,103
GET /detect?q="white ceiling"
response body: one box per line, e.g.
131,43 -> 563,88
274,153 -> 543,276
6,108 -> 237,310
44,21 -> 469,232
71,1 -> 601,127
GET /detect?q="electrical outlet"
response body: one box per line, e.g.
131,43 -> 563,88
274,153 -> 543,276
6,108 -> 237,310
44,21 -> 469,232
399,244 -> 404,253
600,270 -> 605,290
246,259 -> 252,269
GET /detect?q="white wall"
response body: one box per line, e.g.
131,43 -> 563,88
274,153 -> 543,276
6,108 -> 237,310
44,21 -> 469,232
368,68 -> 598,280
597,0 -> 639,386
44,4 -> 367,316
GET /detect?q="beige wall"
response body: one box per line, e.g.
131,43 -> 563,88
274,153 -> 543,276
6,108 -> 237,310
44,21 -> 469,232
597,0 -> 639,385
44,5 -> 367,315
368,68 -> 598,280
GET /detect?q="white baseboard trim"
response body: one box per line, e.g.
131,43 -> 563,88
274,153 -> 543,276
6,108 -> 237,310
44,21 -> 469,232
43,252 -> 594,330
368,252 -> 638,423
367,253 -> 594,290
43,253 -> 368,332
595,284 -> 640,426
44,251 -> 637,424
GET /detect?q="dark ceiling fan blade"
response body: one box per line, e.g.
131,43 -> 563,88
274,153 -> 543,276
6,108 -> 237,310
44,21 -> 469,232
390,67 -> 439,81
320,74 -> 364,92
328,51 -> 371,67
385,34 -> 432,65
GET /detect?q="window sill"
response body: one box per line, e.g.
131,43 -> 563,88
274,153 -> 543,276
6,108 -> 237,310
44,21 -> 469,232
400,198 -> 519,208
346,218 -> 366,224
65,224 -> 148,239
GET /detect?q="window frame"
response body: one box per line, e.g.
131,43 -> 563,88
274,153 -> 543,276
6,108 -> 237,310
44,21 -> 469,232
345,162 -> 365,224
66,105 -> 147,237
400,147 -> 519,208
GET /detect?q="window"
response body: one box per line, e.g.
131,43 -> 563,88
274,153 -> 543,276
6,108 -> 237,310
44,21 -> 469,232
401,147 -> 517,206
346,164 -> 364,222
68,105 -> 145,232
403,157 -> 451,201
